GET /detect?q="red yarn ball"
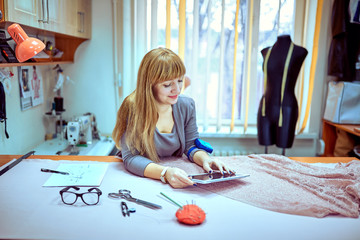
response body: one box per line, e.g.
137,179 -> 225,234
175,204 -> 206,225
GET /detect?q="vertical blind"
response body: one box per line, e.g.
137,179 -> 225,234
123,0 -> 319,135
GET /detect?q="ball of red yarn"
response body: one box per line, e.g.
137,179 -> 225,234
175,204 -> 206,225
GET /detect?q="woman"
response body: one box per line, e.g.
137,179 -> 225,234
112,48 -> 232,188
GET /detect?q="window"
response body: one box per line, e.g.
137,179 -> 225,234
123,0 -> 309,134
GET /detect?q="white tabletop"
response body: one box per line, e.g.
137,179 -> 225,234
0,158 -> 359,240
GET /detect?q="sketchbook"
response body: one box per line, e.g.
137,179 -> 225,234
42,163 -> 109,187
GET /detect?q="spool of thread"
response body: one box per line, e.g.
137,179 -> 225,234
54,97 -> 64,111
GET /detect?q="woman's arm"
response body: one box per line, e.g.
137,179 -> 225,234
179,97 -> 233,174
121,126 -> 194,188
144,163 -> 194,188
121,134 -> 153,176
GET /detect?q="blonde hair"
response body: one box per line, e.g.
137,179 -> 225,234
112,48 -> 186,162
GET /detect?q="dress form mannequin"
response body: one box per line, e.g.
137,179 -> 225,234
257,35 -> 308,154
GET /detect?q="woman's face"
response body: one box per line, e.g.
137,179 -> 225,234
153,77 -> 183,106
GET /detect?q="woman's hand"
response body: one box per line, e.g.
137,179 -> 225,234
201,157 -> 233,173
165,167 -> 194,189
194,151 -> 234,174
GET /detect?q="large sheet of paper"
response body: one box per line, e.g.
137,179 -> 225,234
0,158 -> 359,240
43,163 -> 108,187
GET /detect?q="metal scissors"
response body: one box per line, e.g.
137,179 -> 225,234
108,189 -> 162,209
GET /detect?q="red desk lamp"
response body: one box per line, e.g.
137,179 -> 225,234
7,23 -> 45,62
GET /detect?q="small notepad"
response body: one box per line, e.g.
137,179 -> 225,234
43,163 -> 108,187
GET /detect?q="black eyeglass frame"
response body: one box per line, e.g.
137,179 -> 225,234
59,186 -> 102,205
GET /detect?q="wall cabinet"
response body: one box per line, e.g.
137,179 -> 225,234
76,0 -> 91,38
1,0 -> 91,38
62,0 -> 91,39
0,0 -> 91,66
3,0 -> 41,29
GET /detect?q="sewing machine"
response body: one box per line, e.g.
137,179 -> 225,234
34,113 -> 116,156
65,113 -> 101,153
67,114 -> 94,146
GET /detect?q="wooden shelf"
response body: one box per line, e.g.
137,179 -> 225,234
322,119 -> 360,157
0,21 -> 89,66
0,61 -> 73,67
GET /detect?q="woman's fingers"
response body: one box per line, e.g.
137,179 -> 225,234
202,161 -> 212,173
204,158 -> 234,174
166,167 -> 194,188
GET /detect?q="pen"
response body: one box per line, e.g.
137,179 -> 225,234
41,168 -> 69,175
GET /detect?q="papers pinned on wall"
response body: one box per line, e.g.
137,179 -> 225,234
43,163 -> 109,187
18,66 -> 44,110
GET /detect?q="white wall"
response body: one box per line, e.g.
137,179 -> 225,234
0,0 -> 116,154
0,0 -> 334,156
60,0 -> 117,135
0,66 -> 47,154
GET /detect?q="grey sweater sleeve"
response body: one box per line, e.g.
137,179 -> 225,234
173,96 -> 202,161
120,134 -> 153,177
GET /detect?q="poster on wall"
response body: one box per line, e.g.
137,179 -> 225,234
18,66 -> 44,110
30,66 -> 44,106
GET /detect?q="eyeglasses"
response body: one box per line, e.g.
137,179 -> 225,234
59,186 -> 102,205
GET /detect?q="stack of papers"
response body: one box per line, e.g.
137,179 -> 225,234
43,163 -> 108,187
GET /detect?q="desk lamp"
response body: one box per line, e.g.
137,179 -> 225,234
6,23 -> 45,62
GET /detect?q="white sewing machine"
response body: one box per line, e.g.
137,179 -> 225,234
33,113 -> 116,156
67,115 -> 93,146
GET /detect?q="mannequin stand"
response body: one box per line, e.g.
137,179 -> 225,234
263,146 -> 286,156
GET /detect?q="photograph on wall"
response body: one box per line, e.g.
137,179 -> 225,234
30,66 -> 44,106
18,66 -> 33,110
19,66 -> 32,98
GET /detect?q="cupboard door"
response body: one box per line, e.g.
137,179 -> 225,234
42,0 -> 62,33
3,0 -> 91,38
76,0 -> 91,38
61,0 -> 78,36
5,0 -> 42,29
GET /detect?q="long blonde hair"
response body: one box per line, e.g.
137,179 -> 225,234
112,48 -> 186,162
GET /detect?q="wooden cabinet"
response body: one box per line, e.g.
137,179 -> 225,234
43,0 -> 62,33
1,0 -> 91,38
76,0 -> 91,38
3,0 -> 62,32
0,0 -> 91,66
62,0 -> 91,39
3,0 -> 41,29
322,119 -> 360,157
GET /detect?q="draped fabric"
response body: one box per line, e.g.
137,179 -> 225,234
161,154 -> 360,218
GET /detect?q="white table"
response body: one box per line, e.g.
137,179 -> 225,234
0,157 -> 359,240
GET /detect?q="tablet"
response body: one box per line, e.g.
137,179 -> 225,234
189,172 -> 250,184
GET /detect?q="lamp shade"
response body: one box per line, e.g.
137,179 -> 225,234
7,23 -> 45,63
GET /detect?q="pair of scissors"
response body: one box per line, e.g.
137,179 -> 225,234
108,189 -> 162,209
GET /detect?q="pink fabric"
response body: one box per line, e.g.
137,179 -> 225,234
160,154 -> 360,218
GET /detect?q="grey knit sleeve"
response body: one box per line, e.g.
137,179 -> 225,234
180,97 -> 202,161
120,134 -> 153,177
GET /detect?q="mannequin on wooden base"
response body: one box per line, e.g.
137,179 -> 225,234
257,35 -> 308,155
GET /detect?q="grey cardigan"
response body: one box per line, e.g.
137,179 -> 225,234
121,95 -> 201,176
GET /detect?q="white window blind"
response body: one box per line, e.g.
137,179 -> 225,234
123,0 -> 314,135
